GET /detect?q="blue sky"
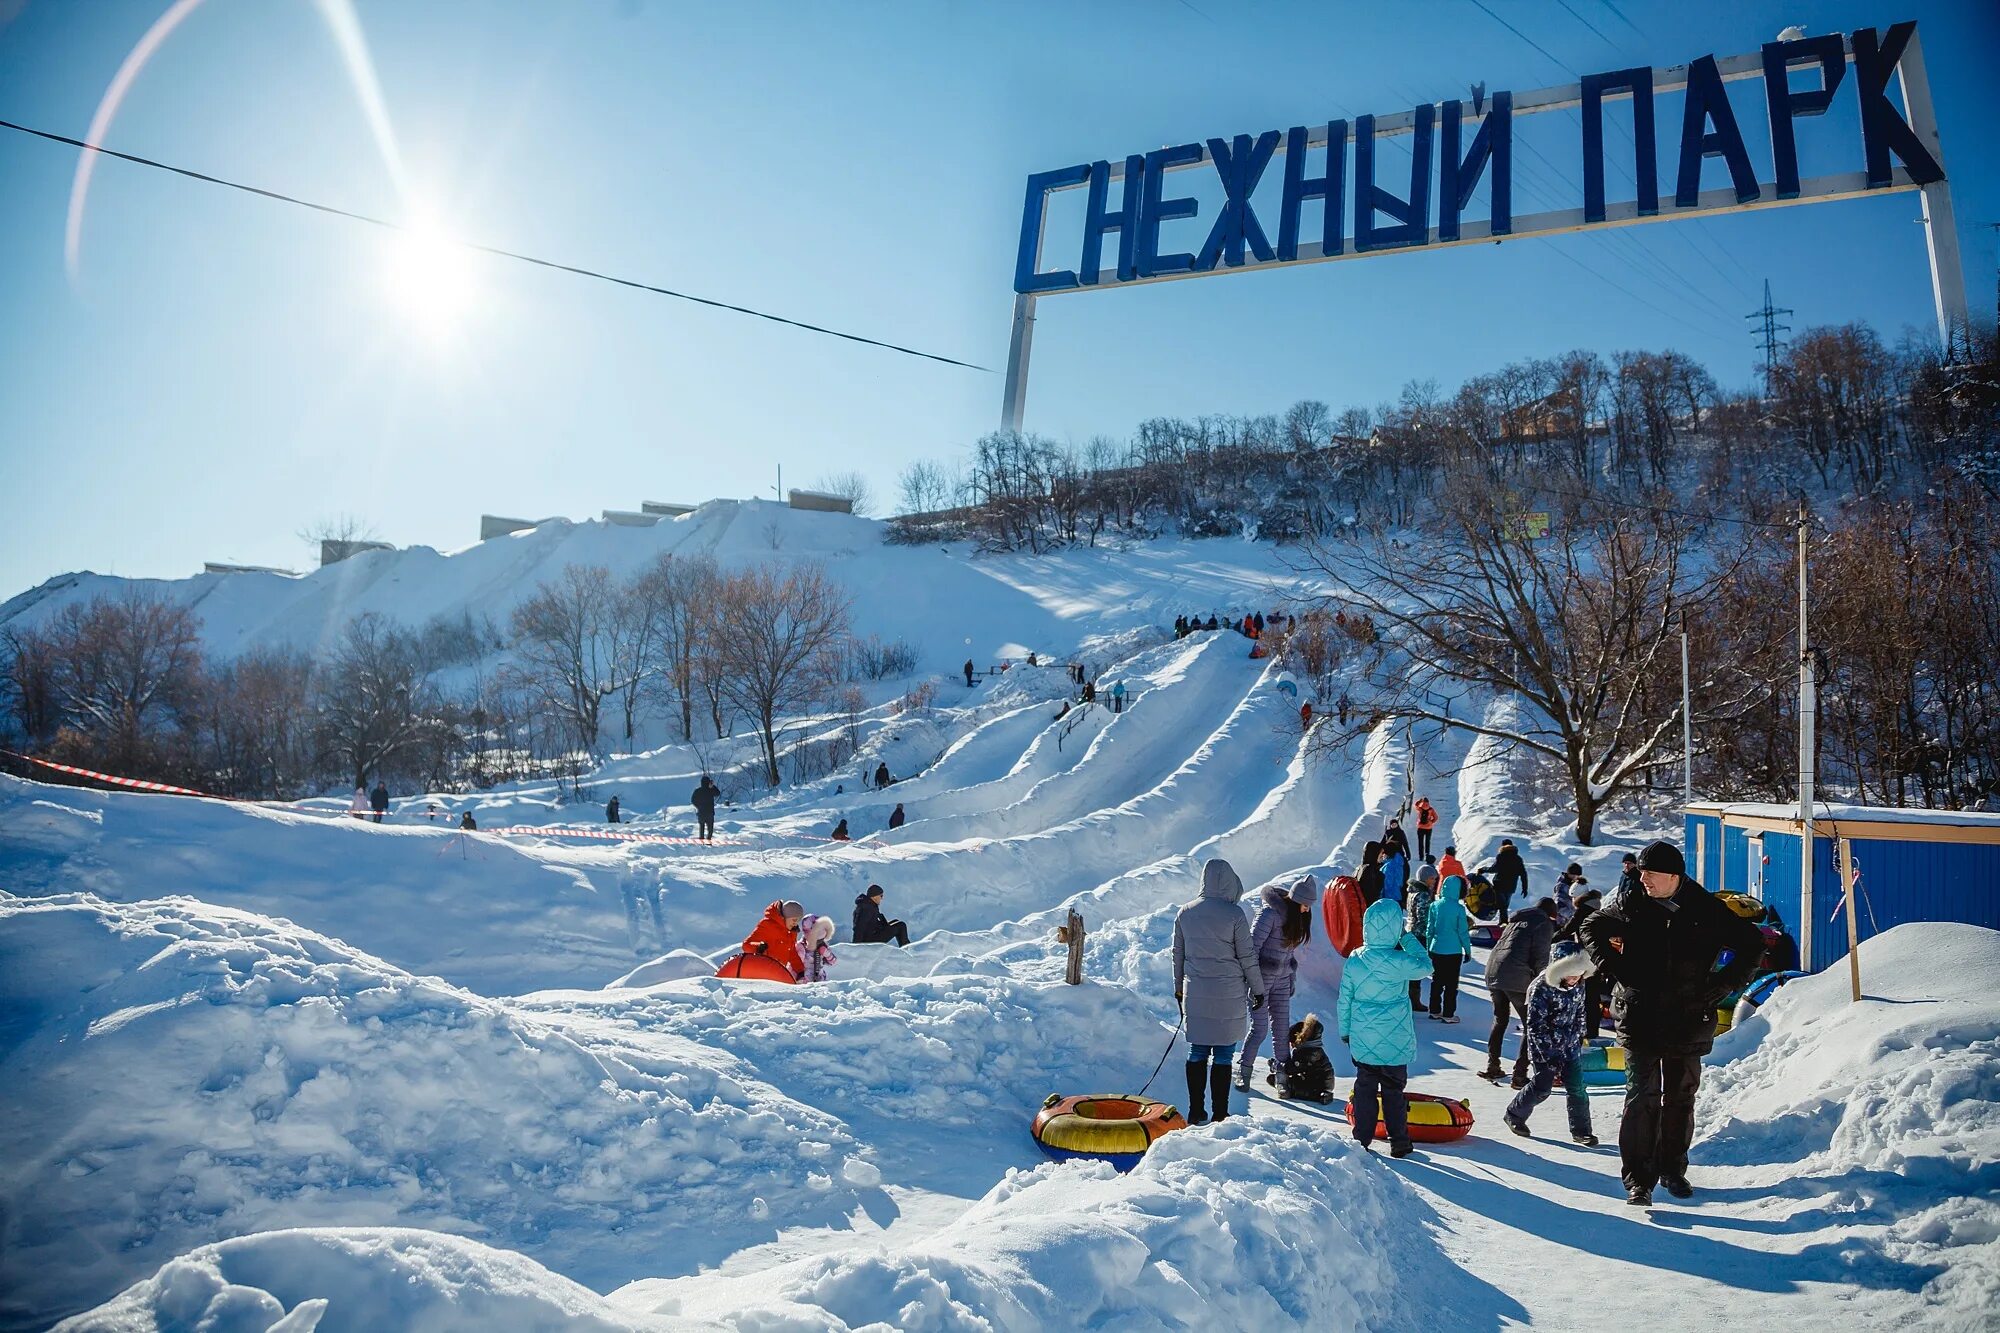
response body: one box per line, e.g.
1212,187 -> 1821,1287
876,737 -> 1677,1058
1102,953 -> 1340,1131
0,0 -> 1994,595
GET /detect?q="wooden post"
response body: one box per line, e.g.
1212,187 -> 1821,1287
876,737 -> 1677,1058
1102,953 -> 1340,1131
1063,909 -> 1085,985
1839,838 -> 1862,1003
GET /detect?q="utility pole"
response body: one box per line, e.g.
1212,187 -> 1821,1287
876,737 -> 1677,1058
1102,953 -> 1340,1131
1796,497 -> 1816,975
1746,280 -> 1794,399
1680,609 -> 1693,805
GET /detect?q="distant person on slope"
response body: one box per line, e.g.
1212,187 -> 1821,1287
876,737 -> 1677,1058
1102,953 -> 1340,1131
1503,941 -> 1599,1146
1381,817 -> 1410,862
873,762 -> 892,790
1174,858 -> 1263,1126
1110,680 -> 1125,714
1481,898 -> 1558,1087
887,803 -> 906,830
1425,874 -> 1472,1022
743,900 -> 806,979
1482,839 -> 1528,922
1553,863 -> 1587,924
1405,861 -> 1439,1011
1236,874 -> 1316,1091
1381,843 -> 1409,908
606,795 -> 621,824
459,811 -> 477,831
1338,898 -> 1435,1157
964,658 -> 976,688
1356,840 -> 1387,907
1581,840 -> 1764,1207
369,781 -> 389,824
690,776 -> 719,842
349,787 -> 369,820
1436,844 -> 1467,888
798,914 -> 838,982
852,884 -> 909,946
1413,796 -> 1439,859
830,818 -> 851,841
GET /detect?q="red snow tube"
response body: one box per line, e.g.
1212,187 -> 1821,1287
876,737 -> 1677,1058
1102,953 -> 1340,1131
1323,876 -> 1365,957
714,953 -> 798,982
1345,1091 -> 1475,1144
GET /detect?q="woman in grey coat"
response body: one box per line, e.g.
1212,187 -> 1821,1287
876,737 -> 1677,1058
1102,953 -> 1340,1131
1235,874 -> 1317,1090
1174,858 -> 1265,1125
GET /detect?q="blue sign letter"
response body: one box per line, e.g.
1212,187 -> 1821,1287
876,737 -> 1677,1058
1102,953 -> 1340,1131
1080,156 -> 1145,285
1852,23 -> 1945,189
1354,106 -> 1434,253
1676,54 -> 1760,207
1137,143 -> 1204,277
1581,68 -> 1658,223
1278,122 -> 1345,262
1761,34 -> 1846,200
1014,165 -> 1089,294
1196,131 -> 1281,270
1440,92 -> 1511,241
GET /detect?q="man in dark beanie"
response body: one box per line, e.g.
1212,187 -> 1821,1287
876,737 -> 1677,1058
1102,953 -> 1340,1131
1581,838 -> 1764,1206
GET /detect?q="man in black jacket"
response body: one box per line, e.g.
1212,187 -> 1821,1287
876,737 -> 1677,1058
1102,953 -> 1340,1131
690,776 -> 719,842
852,884 -> 909,947
1485,839 -> 1527,922
1581,839 -> 1765,1207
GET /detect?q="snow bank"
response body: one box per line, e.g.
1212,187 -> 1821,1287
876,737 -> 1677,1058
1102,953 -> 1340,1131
0,896 -> 867,1330
614,1122 -> 1490,1331
1700,922 -> 2000,1322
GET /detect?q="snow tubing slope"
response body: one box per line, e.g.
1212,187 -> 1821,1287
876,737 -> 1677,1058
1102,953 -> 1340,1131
1031,1093 -> 1187,1172
1323,876 -> 1364,957
715,952 -> 798,982
1345,1092 -> 1475,1143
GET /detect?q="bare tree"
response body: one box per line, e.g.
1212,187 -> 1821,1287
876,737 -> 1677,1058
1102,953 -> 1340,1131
297,514 -> 381,562
314,613 -> 444,789
813,470 -> 876,517
37,589 -> 204,770
629,552 -> 721,742
1296,477 -> 1775,842
716,561 -> 854,785
506,565 -> 645,757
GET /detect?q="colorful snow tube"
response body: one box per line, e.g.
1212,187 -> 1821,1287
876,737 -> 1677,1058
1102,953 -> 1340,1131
714,952 -> 798,982
1732,969 -> 1807,1028
1468,922 -> 1503,949
1580,1042 -> 1626,1089
1031,1093 -> 1187,1171
1323,875 -> 1365,957
1345,1091 -> 1475,1144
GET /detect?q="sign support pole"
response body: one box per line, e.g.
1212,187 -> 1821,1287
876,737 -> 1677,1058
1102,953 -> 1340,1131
1897,27 -> 1971,348
1002,292 -> 1035,433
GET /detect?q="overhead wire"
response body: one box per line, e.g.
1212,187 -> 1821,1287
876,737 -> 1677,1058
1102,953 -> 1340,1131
0,116 -> 995,373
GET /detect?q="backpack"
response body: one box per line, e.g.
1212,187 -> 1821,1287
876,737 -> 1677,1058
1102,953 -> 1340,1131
1322,875 -> 1365,957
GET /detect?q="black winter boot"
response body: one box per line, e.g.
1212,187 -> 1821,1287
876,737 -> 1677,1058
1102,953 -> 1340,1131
1209,1063 -> 1233,1122
1185,1062 -> 1209,1126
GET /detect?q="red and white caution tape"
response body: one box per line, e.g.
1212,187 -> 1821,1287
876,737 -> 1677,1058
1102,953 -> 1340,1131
2,751 -> 218,798
485,824 -> 749,847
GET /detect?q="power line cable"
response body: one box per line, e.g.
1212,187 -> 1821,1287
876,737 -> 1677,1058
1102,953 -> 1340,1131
1465,0 -> 1572,77
0,116 -> 995,373
1596,0 -> 1647,39
1553,0 -> 1618,51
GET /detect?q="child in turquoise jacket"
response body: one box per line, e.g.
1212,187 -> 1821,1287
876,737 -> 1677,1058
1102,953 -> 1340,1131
1338,898 -> 1436,1156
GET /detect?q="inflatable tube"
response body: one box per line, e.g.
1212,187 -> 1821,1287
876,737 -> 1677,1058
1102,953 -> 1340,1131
1322,876 -> 1365,957
1468,922 -> 1502,949
1732,969 -> 1808,1027
1345,1091 -> 1475,1144
714,953 -> 798,983
1031,1093 -> 1187,1171
1580,1042 -> 1627,1090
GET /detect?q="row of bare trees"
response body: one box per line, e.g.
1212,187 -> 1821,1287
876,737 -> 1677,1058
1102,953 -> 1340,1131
893,322 -> 1999,552
2,558 -> 861,798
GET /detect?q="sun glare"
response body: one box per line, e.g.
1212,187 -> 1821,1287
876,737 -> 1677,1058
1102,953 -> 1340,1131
382,221 -> 477,337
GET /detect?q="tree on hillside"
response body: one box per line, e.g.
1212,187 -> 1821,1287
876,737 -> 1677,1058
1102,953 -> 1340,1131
314,613 -> 448,790
813,471 -> 876,517
716,561 -> 853,786
36,590 -> 204,771
1296,478 -> 1783,843
507,565 -> 644,757
628,552 -> 721,742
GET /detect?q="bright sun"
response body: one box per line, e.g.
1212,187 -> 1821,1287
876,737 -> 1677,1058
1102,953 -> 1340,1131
381,220 -> 477,336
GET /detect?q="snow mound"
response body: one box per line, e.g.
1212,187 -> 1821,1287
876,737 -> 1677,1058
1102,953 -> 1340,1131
615,1121 -> 1499,1331
609,949 -> 717,988
0,896 -> 866,1330
51,1228 -> 687,1333
1700,922 -> 2000,1322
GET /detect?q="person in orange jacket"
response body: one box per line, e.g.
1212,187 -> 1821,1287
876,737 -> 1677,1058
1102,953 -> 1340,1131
1413,796 -> 1440,859
743,900 -> 806,978
1437,844 -> 1468,887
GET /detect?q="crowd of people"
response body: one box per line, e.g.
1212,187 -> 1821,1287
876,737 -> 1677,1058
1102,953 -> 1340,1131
1171,813 -> 1784,1203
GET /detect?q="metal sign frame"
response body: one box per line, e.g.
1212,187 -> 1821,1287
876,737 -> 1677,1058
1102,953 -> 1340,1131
1001,23 -> 1966,431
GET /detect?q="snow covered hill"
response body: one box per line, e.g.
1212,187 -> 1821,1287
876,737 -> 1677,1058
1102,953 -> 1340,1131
4,543 -> 1996,1331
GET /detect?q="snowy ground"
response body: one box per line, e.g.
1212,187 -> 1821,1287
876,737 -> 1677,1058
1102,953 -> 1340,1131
3,516 -> 1995,1331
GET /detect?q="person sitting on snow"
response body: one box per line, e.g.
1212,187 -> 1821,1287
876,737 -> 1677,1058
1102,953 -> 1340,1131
743,900 -> 806,978
852,884 -> 910,947
1279,1013 -> 1336,1102
830,818 -> 851,841
887,803 -> 906,830
798,914 -> 838,982
1503,941 -> 1600,1146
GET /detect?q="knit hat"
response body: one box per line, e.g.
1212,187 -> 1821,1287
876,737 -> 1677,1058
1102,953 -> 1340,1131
1289,874 -> 1318,905
1636,840 -> 1686,876
1546,941 -> 1596,985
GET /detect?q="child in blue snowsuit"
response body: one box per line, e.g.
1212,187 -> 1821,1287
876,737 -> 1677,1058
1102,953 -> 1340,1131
1338,898 -> 1435,1156
1503,941 -> 1599,1145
